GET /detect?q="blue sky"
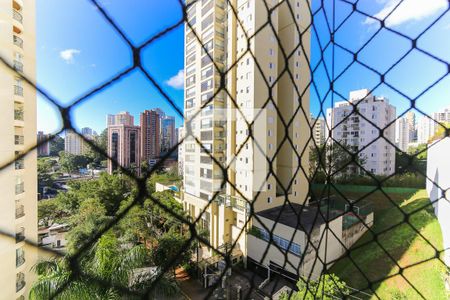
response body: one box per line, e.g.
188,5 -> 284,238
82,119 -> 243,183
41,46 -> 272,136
37,0 -> 450,134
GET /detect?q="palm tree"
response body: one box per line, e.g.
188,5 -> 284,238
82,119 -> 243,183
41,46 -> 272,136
30,233 -> 179,299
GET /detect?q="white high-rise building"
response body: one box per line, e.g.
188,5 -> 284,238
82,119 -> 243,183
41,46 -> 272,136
395,117 -> 409,152
0,0 -> 38,298
417,116 -> 435,145
327,89 -> 396,176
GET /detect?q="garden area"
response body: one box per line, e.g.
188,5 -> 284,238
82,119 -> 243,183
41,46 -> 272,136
314,185 -> 449,299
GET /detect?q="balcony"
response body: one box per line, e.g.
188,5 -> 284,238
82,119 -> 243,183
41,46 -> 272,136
13,9 -> 23,23
14,109 -> 24,121
15,182 -> 24,195
13,60 -> 23,73
15,159 -> 24,170
16,273 -> 25,292
15,135 -> 24,145
16,253 -> 25,267
15,205 -> 25,219
13,35 -> 23,48
15,231 -> 25,243
14,85 -> 23,96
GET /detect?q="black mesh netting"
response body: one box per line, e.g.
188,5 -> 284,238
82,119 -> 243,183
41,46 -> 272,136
1,0 -> 450,299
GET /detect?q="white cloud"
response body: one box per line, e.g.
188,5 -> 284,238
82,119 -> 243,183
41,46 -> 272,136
364,0 -> 448,27
165,70 -> 184,89
59,49 -> 81,64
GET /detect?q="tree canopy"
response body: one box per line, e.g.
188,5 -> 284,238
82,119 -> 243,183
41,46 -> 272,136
34,172 -> 190,298
281,274 -> 349,300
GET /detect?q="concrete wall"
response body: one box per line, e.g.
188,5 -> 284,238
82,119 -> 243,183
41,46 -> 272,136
426,137 -> 450,266
248,213 -> 373,280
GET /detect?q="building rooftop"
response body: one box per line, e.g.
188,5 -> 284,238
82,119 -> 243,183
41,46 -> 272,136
256,203 -> 336,232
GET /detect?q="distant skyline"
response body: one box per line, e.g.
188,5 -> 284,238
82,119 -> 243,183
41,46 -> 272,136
36,0 -> 449,134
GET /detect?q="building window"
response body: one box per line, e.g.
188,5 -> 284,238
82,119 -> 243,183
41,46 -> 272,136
267,197 -> 272,203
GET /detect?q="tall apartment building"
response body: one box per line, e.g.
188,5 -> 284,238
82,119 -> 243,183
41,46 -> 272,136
140,109 -> 161,163
417,115 -> 435,145
37,131 -> 50,157
177,126 -> 184,176
106,111 -> 134,126
406,111 -> 417,143
434,106 -> 450,126
64,130 -> 87,155
0,0 -> 38,298
161,115 -> 176,155
310,115 -> 325,146
81,127 -> 97,136
181,0 -> 348,277
395,117 -> 409,152
107,124 -> 141,174
327,89 -> 396,176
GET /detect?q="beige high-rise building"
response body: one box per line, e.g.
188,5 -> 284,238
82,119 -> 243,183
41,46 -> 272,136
182,0 -> 312,264
0,0 -> 37,299
107,111 -> 134,126
64,129 -> 86,155
310,115 -> 326,146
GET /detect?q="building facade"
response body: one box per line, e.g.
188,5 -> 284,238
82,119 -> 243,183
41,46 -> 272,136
426,137 -> 450,267
406,111 -> 417,144
107,111 -> 134,127
0,0 -> 38,298
161,115 -> 176,156
310,115 -> 325,146
177,126 -> 184,176
182,0 -> 312,264
64,130 -> 87,155
327,89 -> 396,176
140,109 -> 161,163
37,131 -> 50,157
81,127 -> 97,136
417,115 -> 435,145
395,117 -> 409,152
107,125 -> 141,174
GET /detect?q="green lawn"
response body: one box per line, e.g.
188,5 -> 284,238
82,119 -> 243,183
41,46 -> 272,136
317,186 -> 448,299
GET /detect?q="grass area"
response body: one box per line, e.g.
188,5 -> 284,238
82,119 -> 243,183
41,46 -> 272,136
322,187 -> 448,299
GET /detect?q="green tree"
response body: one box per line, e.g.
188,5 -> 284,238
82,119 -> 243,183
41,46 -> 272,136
85,129 -> 107,168
49,135 -> 65,156
59,151 -> 90,174
65,198 -> 110,253
54,173 -> 134,217
280,274 -> 349,300
38,198 -> 66,227
309,142 -> 367,182
30,233 -> 174,299
396,144 -> 427,175
151,232 -> 192,277
38,158 -> 56,187
429,122 -> 450,142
